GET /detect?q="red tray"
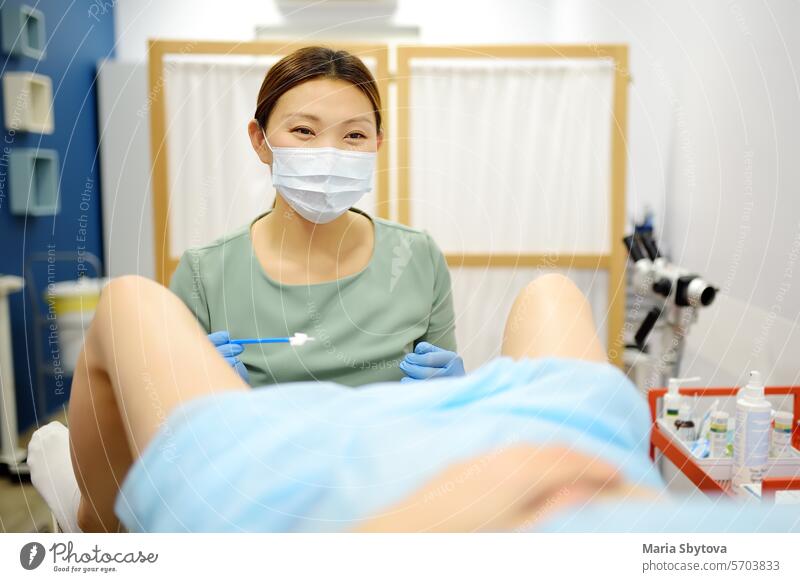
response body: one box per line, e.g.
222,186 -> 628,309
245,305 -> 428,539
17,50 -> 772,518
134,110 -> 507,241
648,385 -> 800,502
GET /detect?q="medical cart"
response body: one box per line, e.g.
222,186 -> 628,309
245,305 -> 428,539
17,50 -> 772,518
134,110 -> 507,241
649,385 -> 800,501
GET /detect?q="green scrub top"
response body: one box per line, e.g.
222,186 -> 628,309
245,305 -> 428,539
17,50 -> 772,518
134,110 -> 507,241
169,209 -> 457,387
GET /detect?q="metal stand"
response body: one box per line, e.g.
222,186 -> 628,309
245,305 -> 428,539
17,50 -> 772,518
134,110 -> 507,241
645,304 -> 697,390
0,275 -> 27,478
0,253 -> 102,480
623,232 -> 716,388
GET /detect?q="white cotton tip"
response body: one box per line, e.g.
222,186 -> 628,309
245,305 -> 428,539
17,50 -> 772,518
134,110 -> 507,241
27,421 -> 82,532
289,333 -> 315,347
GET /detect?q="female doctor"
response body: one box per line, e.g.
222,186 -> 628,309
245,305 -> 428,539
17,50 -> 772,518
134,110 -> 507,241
169,46 -> 464,387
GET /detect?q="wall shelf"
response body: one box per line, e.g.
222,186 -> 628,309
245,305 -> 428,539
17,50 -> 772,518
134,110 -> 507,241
9,148 -> 60,216
2,72 -> 54,133
1,4 -> 46,59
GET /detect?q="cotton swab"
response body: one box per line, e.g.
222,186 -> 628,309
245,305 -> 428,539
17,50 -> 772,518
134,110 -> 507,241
230,332 -> 315,347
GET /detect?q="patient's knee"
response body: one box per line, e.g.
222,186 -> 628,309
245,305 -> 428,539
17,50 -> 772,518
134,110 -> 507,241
87,276 -> 157,349
511,273 -> 594,326
515,274 -> 589,314
95,276 -> 166,323
100,275 -> 158,302
523,273 -> 582,300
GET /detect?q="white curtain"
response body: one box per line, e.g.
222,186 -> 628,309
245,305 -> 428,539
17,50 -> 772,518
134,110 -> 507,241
163,55 -> 379,258
408,58 -> 616,368
409,58 -> 615,255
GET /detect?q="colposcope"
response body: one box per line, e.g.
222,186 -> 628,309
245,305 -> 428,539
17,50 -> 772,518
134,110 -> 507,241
623,231 -> 718,385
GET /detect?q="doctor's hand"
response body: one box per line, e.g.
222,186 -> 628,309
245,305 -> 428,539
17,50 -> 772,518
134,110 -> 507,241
399,342 -> 465,383
208,331 -> 250,384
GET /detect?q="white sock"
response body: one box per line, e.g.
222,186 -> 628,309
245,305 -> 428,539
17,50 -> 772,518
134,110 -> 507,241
27,421 -> 82,533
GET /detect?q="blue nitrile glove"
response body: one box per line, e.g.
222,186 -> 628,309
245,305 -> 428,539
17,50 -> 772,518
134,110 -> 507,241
208,331 -> 250,383
399,342 -> 465,383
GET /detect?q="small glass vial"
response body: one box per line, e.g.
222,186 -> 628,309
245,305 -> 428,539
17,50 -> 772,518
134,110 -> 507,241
709,411 -> 730,458
675,404 -> 696,443
771,412 -> 794,458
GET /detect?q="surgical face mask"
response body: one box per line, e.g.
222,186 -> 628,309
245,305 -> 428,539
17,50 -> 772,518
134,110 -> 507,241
263,130 -> 376,224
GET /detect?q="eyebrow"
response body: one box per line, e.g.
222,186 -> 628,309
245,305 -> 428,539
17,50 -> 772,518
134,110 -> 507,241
283,112 -> 373,125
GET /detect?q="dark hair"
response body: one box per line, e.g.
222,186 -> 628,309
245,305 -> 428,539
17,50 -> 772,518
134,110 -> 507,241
254,46 -> 382,133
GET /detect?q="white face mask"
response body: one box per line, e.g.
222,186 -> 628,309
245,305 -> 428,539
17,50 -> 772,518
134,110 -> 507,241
263,130 -> 376,224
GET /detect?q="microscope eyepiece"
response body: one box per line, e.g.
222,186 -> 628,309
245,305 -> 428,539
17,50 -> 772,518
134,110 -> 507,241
697,283 -> 717,306
676,275 -> 717,308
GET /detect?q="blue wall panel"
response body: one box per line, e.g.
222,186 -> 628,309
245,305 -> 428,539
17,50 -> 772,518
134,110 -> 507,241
0,0 -> 115,432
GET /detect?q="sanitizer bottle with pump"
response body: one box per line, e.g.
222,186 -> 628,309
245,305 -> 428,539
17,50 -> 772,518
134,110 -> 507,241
732,371 -> 772,491
663,376 -> 701,421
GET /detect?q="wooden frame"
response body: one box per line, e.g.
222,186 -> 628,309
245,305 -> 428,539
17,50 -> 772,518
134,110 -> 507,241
148,39 -> 390,284
396,44 -> 629,365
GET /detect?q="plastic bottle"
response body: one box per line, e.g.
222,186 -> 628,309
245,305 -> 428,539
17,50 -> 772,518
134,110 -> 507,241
709,411 -> 729,458
732,371 -> 772,490
674,404 -> 696,443
770,411 -> 794,458
663,376 -> 700,421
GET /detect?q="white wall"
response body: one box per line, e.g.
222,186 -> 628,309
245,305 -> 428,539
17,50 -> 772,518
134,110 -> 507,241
550,0 -> 800,386
97,60 -> 154,279
113,1 -> 283,61
114,0 -> 552,61
112,0 -> 800,385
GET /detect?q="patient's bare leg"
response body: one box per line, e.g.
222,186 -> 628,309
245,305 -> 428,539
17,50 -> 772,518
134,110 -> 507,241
501,273 -> 606,362
68,275 -> 247,532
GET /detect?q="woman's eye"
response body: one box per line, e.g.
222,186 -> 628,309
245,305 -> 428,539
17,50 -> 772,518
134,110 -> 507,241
292,127 -> 314,136
346,132 -> 367,140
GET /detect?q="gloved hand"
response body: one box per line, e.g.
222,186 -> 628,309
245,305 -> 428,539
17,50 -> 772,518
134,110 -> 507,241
399,342 -> 465,383
208,331 -> 250,383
